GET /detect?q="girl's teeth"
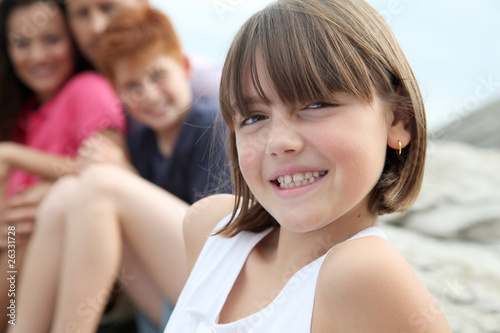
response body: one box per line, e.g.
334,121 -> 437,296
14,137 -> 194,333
293,173 -> 304,182
277,171 -> 326,189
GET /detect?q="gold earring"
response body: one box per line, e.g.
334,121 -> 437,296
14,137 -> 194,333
397,140 -> 402,155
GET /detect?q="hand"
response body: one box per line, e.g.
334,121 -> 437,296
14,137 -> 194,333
0,182 -> 52,249
77,133 -> 130,172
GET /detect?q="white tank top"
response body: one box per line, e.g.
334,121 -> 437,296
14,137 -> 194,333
163,214 -> 387,333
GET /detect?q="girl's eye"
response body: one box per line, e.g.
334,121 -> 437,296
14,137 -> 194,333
304,102 -> 337,109
241,114 -> 268,126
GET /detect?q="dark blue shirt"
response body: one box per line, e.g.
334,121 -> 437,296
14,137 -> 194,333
127,98 -> 231,204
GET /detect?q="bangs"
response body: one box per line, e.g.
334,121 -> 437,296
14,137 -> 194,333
220,0 -> 395,130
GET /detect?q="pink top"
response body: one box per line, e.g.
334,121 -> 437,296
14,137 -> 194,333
7,71 -> 126,197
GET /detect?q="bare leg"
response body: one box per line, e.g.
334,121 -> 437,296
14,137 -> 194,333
51,165 -> 188,333
51,171 -> 123,333
121,243 -> 164,326
10,177 -> 79,333
0,244 -> 28,333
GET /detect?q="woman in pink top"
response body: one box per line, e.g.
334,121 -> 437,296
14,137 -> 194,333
0,0 -> 126,201
0,0 -> 125,329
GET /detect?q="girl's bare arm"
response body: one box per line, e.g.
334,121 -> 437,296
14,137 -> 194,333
183,194 -> 236,274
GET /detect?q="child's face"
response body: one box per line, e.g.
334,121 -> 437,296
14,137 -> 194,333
234,58 -> 396,233
7,3 -> 75,103
113,52 -> 192,132
67,0 -> 143,64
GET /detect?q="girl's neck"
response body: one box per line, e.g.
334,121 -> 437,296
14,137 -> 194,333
258,209 -> 379,279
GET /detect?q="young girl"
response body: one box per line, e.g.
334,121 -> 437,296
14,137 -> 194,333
164,0 -> 451,332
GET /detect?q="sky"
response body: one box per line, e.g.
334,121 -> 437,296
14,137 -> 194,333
150,0 -> 500,131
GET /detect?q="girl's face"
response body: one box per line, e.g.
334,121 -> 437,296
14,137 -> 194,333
234,57 -> 399,233
7,3 -> 75,103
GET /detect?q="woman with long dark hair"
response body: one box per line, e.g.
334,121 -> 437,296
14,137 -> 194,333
0,1 -> 126,330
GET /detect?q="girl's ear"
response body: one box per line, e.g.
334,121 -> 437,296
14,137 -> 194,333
387,99 -> 411,152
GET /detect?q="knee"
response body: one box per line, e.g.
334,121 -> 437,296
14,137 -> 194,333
36,176 -> 80,232
78,164 -> 131,199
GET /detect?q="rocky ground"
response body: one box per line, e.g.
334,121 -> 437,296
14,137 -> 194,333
381,141 -> 500,333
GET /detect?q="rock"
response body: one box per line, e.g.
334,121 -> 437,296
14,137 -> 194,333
381,223 -> 500,332
380,137 -> 500,331
383,141 -> 500,243
431,98 -> 500,149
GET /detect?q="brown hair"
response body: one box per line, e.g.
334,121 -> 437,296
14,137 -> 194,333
218,0 -> 426,237
95,5 -> 182,81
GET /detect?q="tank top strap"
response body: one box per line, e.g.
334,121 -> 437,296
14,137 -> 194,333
324,226 -> 387,257
347,226 -> 387,241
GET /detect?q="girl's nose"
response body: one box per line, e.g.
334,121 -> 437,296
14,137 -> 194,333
265,117 -> 304,157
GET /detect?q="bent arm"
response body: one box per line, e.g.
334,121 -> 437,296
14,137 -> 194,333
0,129 -> 126,180
0,142 -> 77,180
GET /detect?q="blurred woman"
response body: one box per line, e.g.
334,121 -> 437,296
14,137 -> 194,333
0,0 -> 126,330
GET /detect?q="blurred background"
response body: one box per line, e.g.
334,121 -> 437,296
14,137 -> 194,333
149,1 -> 500,332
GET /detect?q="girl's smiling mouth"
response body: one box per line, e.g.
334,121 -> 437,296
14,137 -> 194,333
272,171 -> 328,189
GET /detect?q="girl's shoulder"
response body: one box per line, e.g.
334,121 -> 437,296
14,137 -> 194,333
183,194 -> 236,273
313,235 -> 451,332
